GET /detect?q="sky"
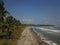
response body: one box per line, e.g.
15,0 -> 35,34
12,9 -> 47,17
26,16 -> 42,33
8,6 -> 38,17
4,0 -> 60,26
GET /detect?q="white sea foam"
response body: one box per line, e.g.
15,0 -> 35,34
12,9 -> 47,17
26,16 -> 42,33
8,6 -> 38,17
38,27 -> 60,33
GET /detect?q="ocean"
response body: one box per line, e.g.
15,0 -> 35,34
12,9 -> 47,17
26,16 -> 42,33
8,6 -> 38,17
33,27 -> 60,45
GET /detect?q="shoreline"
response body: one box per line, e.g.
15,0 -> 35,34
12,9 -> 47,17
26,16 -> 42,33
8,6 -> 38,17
17,27 -> 49,45
17,27 -> 58,45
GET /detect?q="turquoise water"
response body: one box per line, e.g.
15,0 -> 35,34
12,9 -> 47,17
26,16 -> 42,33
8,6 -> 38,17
33,27 -> 60,45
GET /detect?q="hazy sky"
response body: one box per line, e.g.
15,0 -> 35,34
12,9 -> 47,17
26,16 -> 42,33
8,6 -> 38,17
4,0 -> 60,26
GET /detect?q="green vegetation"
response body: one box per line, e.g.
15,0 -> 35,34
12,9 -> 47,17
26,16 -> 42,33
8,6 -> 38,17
0,0 -> 26,45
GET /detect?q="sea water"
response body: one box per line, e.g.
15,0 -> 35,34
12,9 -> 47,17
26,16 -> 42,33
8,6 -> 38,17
33,27 -> 60,45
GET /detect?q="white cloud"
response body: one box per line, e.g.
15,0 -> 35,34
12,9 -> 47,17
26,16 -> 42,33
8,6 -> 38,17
21,18 -> 34,24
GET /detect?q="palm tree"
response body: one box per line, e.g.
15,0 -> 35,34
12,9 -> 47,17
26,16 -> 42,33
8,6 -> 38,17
6,16 -> 21,26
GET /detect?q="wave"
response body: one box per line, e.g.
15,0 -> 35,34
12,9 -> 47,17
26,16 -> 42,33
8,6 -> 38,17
38,27 -> 60,33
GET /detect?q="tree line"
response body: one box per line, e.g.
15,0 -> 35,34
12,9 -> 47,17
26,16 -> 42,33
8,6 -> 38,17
0,0 -> 23,39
